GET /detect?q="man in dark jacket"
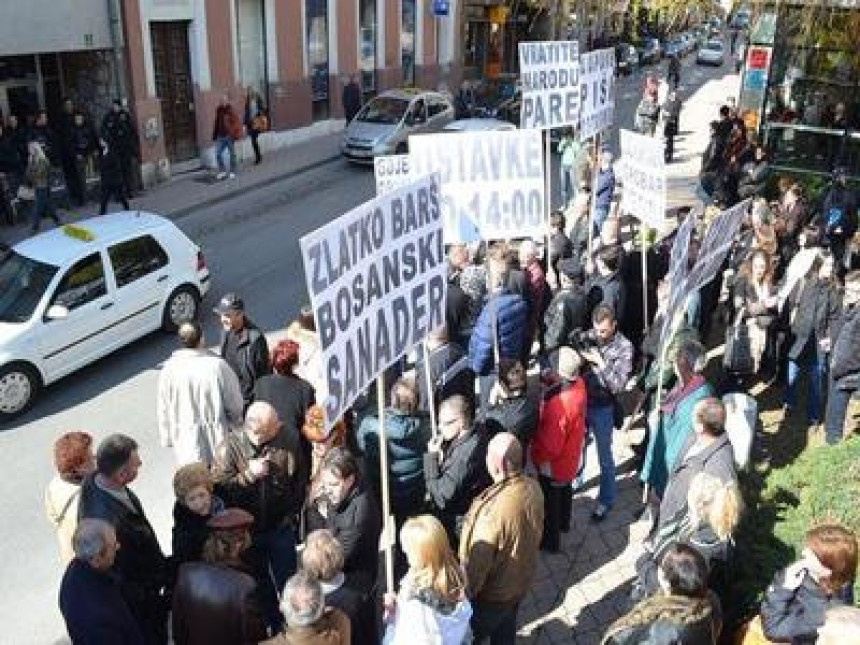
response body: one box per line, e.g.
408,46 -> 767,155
212,401 -> 302,598
54,98 -> 84,204
656,398 -> 737,533
663,90 -> 682,163
820,168 -> 858,273
60,519 -> 144,645
586,245 -> 626,321
825,270 -> 860,444
548,210 -> 573,284
77,434 -> 168,644
102,99 -> 140,196
445,274 -> 472,350
342,75 -> 362,123
98,138 -> 130,215
305,448 -> 381,590
484,358 -> 537,447
416,324 -> 475,414
594,151 -> 616,231
425,395 -> 490,548
544,258 -> 588,355
216,292 -> 271,408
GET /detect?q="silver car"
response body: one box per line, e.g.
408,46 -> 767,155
696,39 -> 725,66
341,89 -> 455,163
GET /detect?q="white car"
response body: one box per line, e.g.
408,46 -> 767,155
0,212 -> 210,419
442,118 -> 517,133
697,39 -> 725,66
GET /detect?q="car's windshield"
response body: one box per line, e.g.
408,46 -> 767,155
706,41 -> 722,50
0,249 -> 59,323
356,97 -> 410,124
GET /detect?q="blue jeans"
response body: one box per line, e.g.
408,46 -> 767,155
594,205 -> 610,233
825,376 -> 858,445
785,354 -> 825,422
31,187 -> 60,232
586,404 -> 616,507
216,136 -> 237,173
255,525 -> 297,629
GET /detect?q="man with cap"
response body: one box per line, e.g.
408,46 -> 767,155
215,292 -> 271,408
543,257 -> 588,356
531,347 -> 586,552
171,507 -> 271,643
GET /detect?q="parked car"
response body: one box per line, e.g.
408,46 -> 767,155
0,212 -> 210,419
696,39 -> 725,66
664,36 -> 686,58
680,32 -> 696,53
341,88 -> 455,162
615,43 -> 639,75
637,37 -> 662,64
443,118 -> 516,133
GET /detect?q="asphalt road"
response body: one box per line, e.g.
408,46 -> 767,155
0,48 -> 730,644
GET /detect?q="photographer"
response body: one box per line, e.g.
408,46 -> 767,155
577,305 -> 633,522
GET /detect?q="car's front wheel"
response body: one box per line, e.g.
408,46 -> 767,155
0,362 -> 41,421
163,285 -> 201,332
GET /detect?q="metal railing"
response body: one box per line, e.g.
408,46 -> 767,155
764,121 -> 860,178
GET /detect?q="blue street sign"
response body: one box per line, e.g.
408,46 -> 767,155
433,0 -> 450,16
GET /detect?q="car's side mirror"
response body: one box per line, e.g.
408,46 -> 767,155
45,304 -> 69,321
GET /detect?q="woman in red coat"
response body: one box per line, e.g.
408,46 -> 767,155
532,346 -> 587,552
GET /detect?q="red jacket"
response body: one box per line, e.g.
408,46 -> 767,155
531,377 -> 586,482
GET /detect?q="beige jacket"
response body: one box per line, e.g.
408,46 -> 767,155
44,476 -> 83,565
285,322 -> 326,398
459,473 -> 544,607
157,348 -> 244,466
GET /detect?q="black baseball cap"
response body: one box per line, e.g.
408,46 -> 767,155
213,293 -> 244,315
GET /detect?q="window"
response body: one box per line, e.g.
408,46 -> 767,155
0,249 -> 58,323
360,0 -> 377,97
306,0 -> 330,120
108,236 -> 169,289
401,0 -> 416,85
410,99 -> 427,124
428,97 -> 449,118
51,254 -> 107,311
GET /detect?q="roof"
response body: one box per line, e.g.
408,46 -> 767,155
13,211 -> 169,267
443,118 -> 517,132
377,88 -> 442,102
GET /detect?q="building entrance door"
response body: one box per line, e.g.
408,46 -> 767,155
151,21 -> 198,162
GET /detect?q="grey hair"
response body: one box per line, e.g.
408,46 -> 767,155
72,519 -> 114,563
439,394 -> 473,427
281,571 -> 324,627
674,339 -> 707,373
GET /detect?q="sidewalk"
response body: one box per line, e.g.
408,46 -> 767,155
517,68 -> 741,645
1,129 -> 344,246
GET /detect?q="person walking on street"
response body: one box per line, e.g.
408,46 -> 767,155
70,111 -> 97,205
97,138 -> 130,215
215,293 -> 271,409
636,92 -> 661,136
212,95 -> 242,180
244,88 -> 267,165
663,90 -> 683,163
26,141 -> 62,234
55,98 -> 84,205
557,128 -> 581,208
157,321 -> 245,466
342,75 -> 362,124
594,151 -> 616,232
459,433 -> 544,644
101,99 -> 140,196
667,54 -> 681,90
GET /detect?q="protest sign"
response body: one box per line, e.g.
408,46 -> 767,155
300,173 -> 447,429
374,154 -> 413,195
519,40 -> 580,130
409,129 -> 545,243
618,129 -> 666,229
579,47 -> 616,140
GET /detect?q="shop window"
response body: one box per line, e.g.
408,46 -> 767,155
360,0 -> 377,99
306,0 -> 329,120
235,0 -> 266,96
401,0 -> 416,86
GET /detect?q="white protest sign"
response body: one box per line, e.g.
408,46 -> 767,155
409,129 -> 545,243
374,154 -> 412,195
579,47 -> 616,140
519,40 -> 580,130
618,129 -> 666,229
300,173 -> 447,430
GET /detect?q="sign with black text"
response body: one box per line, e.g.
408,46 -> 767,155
518,40 -> 580,130
409,129 -> 545,242
618,129 -> 666,229
300,174 -> 447,430
374,154 -> 412,195
579,47 -> 615,140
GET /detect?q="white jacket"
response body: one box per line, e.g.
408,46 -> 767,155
157,348 -> 244,466
383,579 -> 473,645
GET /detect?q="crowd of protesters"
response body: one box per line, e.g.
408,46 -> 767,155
41,84 -> 860,645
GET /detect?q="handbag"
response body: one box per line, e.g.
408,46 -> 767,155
251,113 -> 269,133
16,185 -> 35,201
724,308 -> 755,374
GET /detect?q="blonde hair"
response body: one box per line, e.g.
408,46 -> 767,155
687,473 -> 743,541
302,529 -> 345,582
400,515 -> 466,604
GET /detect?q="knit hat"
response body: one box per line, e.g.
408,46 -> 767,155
557,346 -> 583,381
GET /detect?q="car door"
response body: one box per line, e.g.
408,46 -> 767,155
38,251 -> 118,379
106,234 -> 171,341
408,97 -> 430,135
428,95 -> 454,131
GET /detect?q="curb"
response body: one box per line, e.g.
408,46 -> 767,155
166,153 -> 343,221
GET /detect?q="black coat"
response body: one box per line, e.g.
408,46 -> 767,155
102,110 -> 139,158
760,569 -> 850,644
99,149 -> 125,189
603,592 -> 720,645
0,134 -> 22,175
424,428 -> 490,545
586,271 -> 626,321
220,319 -> 272,405
785,279 -> 840,361
77,476 -> 168,635
543,286 -> 588,353
171,495 -> 225,575
305,481 -> 381,583
831,305 -> 860,382
445,280 -> 473,346
60,559 -> 145,645
484,395 -> 538,446
415,341 -> 475,414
